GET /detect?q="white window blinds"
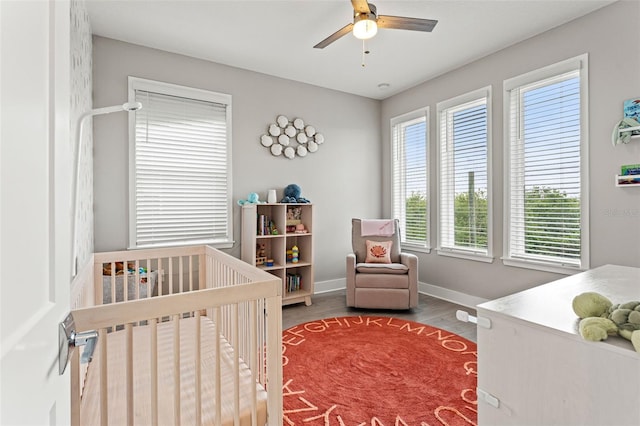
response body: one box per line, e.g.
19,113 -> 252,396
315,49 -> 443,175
129,79 -> 232,248
391,110 -> 428,248
506,65 -> 584,268
438,88 -> 491,259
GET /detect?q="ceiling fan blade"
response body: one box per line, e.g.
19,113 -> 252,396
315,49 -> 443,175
313,23 -> 354,49
351,0 -> 371,15
377,15 -> 438,32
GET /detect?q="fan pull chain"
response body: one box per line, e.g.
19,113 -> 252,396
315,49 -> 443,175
361,40 -> 370,67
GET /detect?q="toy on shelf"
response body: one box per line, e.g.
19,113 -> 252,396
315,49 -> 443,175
280,184 -> 310,203
256,243 -> 267,265
291,245 -> 299,264
238,192 -> 266,206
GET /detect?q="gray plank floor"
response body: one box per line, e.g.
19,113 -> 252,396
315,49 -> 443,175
282,289 -> 478,343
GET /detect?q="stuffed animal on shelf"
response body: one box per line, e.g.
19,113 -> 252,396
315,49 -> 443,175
572,291 -> 640,352
280,184 -> 310,203
237,192 -> 265,206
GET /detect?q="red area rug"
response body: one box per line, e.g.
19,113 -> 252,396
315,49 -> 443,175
282,316 -> 477,425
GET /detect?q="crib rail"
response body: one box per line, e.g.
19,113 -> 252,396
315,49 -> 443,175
69,245 -> 283,426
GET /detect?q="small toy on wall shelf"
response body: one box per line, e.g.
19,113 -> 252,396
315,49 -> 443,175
572,291 -> 640,352
280,184 -> 310,203
237,192 -> 265,206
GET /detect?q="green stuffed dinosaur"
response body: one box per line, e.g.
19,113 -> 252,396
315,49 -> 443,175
572,292 -> 640,352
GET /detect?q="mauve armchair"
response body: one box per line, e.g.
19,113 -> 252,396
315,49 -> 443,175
346,218 -> 418,309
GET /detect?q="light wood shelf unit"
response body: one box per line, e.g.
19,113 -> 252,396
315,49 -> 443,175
241,203 -> 313,306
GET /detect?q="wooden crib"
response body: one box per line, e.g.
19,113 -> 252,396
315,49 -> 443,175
69,245 -> 283,426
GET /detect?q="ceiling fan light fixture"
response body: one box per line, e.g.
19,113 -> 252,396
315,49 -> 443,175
353,14 -> 378,40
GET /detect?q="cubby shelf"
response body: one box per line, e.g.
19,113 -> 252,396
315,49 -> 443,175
241,203 -> 314,306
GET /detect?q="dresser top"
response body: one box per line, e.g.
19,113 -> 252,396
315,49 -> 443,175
478,264 -> 640,346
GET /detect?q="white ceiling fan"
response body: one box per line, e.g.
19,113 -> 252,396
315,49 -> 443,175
314,0 -> 438,49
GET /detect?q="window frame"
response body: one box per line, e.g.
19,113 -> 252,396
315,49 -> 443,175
390,107 -> 430,252
127,76 -> 233,249
436,86 -> 493,263
502,54 -> 589,274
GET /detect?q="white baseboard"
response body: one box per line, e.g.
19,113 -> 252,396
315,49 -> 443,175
418,282 -> 488,309
314,277 -> 487,309
314,278 -> 346,294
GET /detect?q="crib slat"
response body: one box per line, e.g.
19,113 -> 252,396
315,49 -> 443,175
250,300 -> 258,426
168,256 -> 173,295
194,311 -> 202,426
233,303 -> 240,425
146,258 -> 152,299
214,307 -> 221,425
179,256 -> 184,294
99,329 -> 108,426
157,258 -> 163,296
150,318 -> 158,426
110,264 -> 116,303
125,323 -> 134,426
189,255 -> 194,292
134,260 -> 140,302
173,314 -> 180,425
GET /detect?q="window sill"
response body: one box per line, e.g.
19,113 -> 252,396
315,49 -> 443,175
437,248 -> 494,263
502,257 -> 584,275
130,240 -> 235,251
402,244 -> 431,254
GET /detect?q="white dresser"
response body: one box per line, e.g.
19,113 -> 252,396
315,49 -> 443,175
476,264 -> 640,426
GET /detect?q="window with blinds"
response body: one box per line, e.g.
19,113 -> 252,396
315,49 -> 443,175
504,55 -> 588,272
391,109 -> 428,249
437,87 -> 492,261
128,77 -> 232,249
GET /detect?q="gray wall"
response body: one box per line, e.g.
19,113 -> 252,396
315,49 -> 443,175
92,36 -> 381,283
381,0 -> 640,300
93,0 -> 639,301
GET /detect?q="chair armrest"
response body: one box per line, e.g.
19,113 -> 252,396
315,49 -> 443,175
347,253 -> 356,268
400,252 -> 418,269
346,253 -> 357,307
400,252 -> 419,308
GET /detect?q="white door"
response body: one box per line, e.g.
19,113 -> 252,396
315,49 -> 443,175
1,1 -> 72,424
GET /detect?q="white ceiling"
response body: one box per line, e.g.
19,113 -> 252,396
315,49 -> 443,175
86,0 -> 615,100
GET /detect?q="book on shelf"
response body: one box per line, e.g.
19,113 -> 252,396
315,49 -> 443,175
286,273 -> 301,293
621,164 -> 640,176
257,214 -> 278,236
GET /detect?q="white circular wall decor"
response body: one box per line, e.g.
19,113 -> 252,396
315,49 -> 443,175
283,146 -> 296,159
262,115 -> 323,159
296,133 -> 308,144
271,144 -> 283,156
278,134 -> 290,146
277,115 -> 289,128
284,125 -> 297,137
268,124 -> 281,136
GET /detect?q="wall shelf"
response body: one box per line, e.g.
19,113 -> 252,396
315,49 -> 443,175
615,175 -> 640,187
618,125 -> 640,140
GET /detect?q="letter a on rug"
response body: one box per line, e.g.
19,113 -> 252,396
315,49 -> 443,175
282,316 -> 477,425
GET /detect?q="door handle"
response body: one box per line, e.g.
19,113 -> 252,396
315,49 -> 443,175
58,313 -> 98,375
